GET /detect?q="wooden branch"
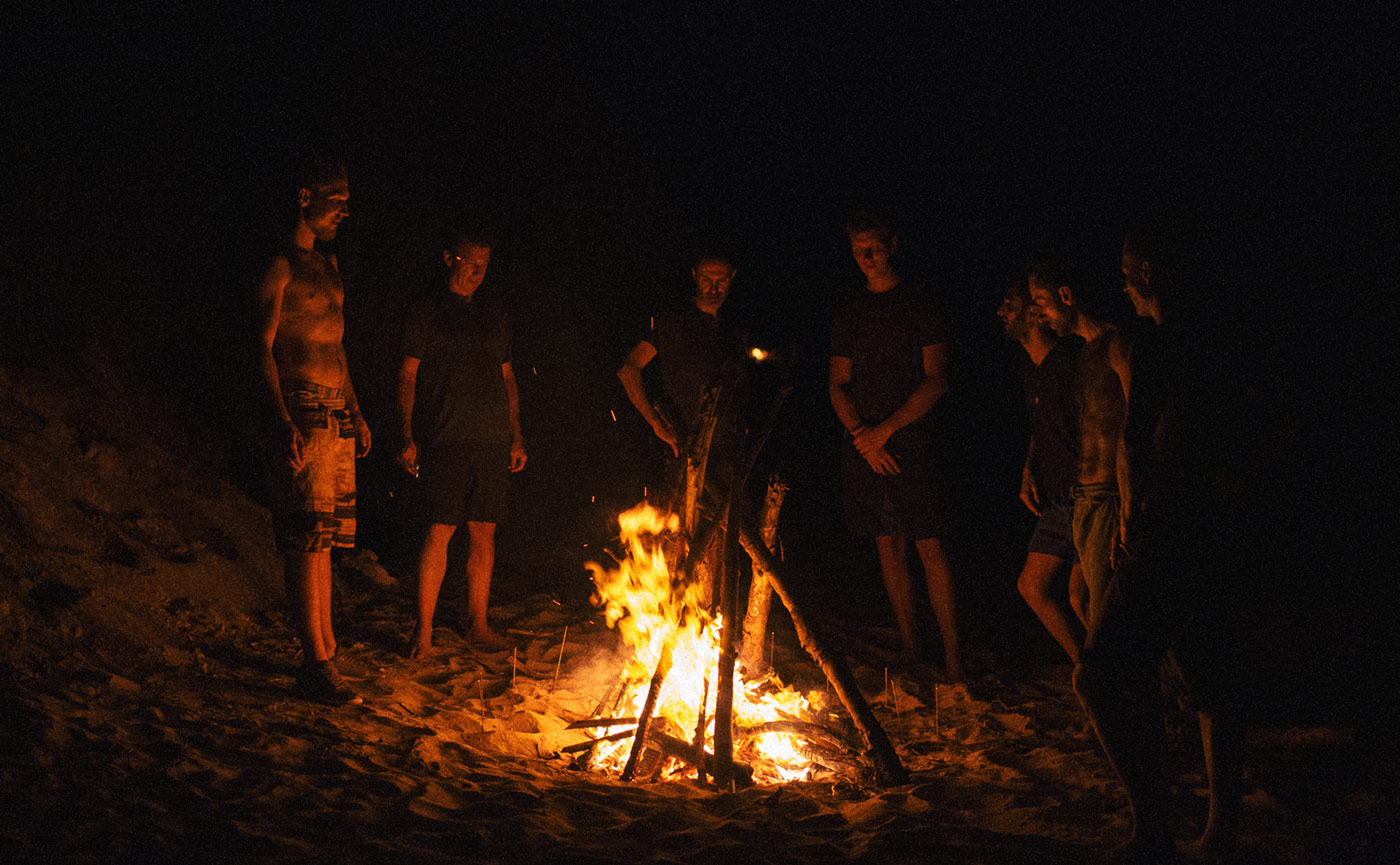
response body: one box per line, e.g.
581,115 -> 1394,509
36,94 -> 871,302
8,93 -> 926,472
737,719 -> 851,754
739,475 -> 787,671
566,717 -> 638,730
561,729 -> 635,754
620,644 -> 672,782
649,731 -> 754,787
737,520 -> 909,786
711,507 -> 737,788
693,676 -> 710,785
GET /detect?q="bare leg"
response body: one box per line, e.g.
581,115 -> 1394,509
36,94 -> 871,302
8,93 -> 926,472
284,551 -> 329,662
1018,552 -> 1082,663
411,523 -> 456,658
464,521 -> 509,648
1068,562 -> 1089,628
313,551 -> 336,659
875,533 -> 919,655
1075,659 -> 1175,863
1192,709 -> 1243,861
914,535 -> 963,684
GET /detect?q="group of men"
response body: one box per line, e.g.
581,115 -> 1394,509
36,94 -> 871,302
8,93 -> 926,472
257,159 -> 1240,861
257,158 -> 524,707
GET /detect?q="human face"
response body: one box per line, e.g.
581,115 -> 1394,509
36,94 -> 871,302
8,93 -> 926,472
1121,244 -> 1153,318
301,176 -> 350,242
1028,274 -> 1073,336
849,230 -> 895,280
996,290 -> 1031,341
445,243 -> 491,297
692,259 -> 735,314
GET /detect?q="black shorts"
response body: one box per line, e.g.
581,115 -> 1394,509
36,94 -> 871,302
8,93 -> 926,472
1028,496 -> 1078,561
841,439 -> 945,541
418,440 -> 510,526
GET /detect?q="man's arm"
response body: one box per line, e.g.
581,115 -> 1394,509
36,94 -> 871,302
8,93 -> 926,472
617,340 -> 678,457
830,355 -> 899,475
396,356 -> 420,475
851,343 -> 948,457
1109,332 -> 1139,551
338,343 -> 371,457
503,362 -> 527,472
1021,438 -> 1041,516
256,256 -> 304,470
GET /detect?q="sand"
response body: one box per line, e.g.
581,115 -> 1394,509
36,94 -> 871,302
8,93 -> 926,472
1,364 -> 1394,864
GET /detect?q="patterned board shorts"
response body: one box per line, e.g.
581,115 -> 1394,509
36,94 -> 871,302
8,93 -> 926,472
269,380 -> 356,553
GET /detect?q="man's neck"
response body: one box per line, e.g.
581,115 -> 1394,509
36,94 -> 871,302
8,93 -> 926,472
1074,312 -> 1111,343
292,221 -> 317,253
1022,329 -> 1056,365
865,271 -> 900,293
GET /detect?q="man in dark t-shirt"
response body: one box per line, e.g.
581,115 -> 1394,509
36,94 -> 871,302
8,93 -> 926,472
397,231 -> 526,657
998,275 -> 1086,663
618,252 -> 744,504
829,212 -> 963,683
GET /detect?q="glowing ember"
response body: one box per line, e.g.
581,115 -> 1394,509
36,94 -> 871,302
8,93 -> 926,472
586,502 -> 828,783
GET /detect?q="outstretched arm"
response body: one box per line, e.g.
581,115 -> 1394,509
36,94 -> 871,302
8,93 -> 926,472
617,340 -> 678,457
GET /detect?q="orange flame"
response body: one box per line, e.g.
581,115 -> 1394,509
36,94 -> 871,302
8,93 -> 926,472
586,502 -> 825,783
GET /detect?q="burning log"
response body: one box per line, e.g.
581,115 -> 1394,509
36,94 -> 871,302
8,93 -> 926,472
737,518 -> 909,786
711,509 -> 738,787
561,729 -> 635,754
565,717 -> 638,730
649,730 -> 754,787
692,676 -> 710,784
739,475 -> 787,671
620,643 -> 672,782
736,719 -> 851,754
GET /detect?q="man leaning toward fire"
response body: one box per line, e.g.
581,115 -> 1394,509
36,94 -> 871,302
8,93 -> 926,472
1028,260 -> 1129,637
828,211 -> 963,684
396,227 -> 526,659
256,156 -> 371,705
617,248 -> 745,507
1074,219 -> 1248,864
996,271 -> 1087,664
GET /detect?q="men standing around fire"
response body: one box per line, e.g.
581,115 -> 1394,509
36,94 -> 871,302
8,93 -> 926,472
257,156 -> 371,704
617,250 -> 744,503
1028,260 -> 1129,636
397,229 -> 527,658
996,275 -> 1088,663
1075,223 -> 1247,863
829,212 -> 964,684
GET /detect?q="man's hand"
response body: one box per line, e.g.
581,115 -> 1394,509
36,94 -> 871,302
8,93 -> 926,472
397,440 -> 419,476
863,445 -> 900,475
283,421 -> 306,471
1019,467 -> 1041,516
352,414 -> 372,458
509,437 -> 528,473
651,417 -> 680,458
852,423 -> 893,458
1111,518 -> 1129,570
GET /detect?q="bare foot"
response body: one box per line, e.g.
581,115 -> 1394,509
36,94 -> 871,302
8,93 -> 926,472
407,624 -> 432,659
466,625 -> 512,650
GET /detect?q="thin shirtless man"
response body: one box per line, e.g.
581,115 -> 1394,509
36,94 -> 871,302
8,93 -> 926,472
256,157 -> 371,704
1028,263 -> 1129,634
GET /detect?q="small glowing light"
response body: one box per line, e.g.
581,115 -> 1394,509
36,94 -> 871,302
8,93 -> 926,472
591,495 -> 596,503
750,347 -> 769,362
650,316 -> 654,330
532,367 -> 538,375
610,410 -> 618,422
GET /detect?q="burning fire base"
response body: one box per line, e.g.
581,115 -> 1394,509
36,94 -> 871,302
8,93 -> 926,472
577,503 -> 867,786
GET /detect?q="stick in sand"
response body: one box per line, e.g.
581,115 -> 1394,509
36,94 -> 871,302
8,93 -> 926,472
479,678 -> 486,732
550,625 -> 568,695
512,647 -> 517,688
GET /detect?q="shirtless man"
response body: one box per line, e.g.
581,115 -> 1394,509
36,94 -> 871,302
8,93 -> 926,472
256,157 -> 371,704
830,212 -> 963,683
1029,262 -> 1129,634
997,277 -> 1088,662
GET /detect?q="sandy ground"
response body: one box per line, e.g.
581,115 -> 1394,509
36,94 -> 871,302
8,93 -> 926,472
1,365 -> 1395,864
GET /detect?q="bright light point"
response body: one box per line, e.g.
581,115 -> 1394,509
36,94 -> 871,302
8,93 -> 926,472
750,347 -> 769,362
610,410 -> 617,422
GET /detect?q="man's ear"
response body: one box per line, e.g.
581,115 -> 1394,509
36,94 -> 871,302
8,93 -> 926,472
1140,259 -> 1153,289
1057,285 -> 1073,306
443,249 -> 455,268
888,236 -> 898,254
297,188 -> 311,208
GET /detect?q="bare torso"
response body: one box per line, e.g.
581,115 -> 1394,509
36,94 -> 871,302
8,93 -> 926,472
1075,330 -> 1127,485
273,248 -> 348,388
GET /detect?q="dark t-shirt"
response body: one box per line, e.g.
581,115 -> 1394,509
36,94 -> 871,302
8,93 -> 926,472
1022,334 -> 1083,501
830,280 -> 947,446
645,301 -> 743,432
401,292 -> 512,447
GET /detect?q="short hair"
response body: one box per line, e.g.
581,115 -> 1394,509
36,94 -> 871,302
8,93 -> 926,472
844,210 -> 893,243
295,155 -> 347,193
1002,273 -> 1032,305
1123,215 -> 1187,281
692,249 -> 736,270
445,226 -> 496,253
1026,257 -> 1071,292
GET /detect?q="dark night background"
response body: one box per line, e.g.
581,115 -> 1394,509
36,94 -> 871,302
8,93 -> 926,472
3,4 -> 1394,717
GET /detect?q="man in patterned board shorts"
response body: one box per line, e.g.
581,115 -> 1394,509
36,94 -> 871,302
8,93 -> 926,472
257,156 -> 371,704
